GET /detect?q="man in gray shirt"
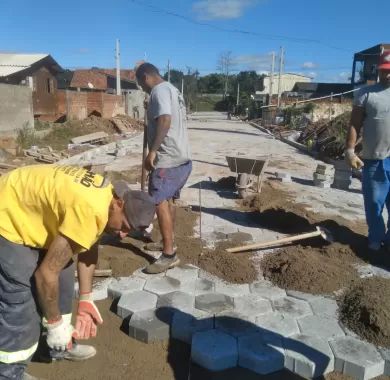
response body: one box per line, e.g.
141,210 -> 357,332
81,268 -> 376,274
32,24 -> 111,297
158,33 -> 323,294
136,63 -> 192,273
346,50 -> 390,251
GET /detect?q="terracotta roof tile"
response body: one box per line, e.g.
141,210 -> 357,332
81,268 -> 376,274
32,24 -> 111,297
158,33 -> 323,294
70,70 -> 107,90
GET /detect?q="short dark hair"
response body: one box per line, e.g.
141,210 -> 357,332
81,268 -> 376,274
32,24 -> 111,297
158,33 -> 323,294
135,63 -> 160,81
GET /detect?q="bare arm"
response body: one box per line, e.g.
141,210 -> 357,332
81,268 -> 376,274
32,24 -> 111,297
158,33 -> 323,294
77,242 -> 98,294
346,106 -> 365,149
35,235 -> 76,320
151,114 -> 171,152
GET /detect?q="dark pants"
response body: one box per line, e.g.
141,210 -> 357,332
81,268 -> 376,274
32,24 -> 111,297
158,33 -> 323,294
0,236 -> 74,379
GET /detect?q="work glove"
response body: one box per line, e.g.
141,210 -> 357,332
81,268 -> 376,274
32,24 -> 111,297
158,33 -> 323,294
73,292 -> 103,340
345,149 -> 364,169
46,317 -> 73,351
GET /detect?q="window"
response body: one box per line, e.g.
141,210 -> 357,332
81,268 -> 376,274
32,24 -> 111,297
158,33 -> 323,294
47,78 -> 54,93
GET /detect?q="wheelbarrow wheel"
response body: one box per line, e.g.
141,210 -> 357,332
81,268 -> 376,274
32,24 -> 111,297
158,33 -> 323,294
237,173 -> 250,199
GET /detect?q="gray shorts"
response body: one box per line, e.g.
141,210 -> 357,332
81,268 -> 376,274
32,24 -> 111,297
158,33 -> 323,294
148,161 -> 192,204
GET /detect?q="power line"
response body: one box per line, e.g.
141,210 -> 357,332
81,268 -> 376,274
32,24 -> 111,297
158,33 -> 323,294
129,0 -> 354,52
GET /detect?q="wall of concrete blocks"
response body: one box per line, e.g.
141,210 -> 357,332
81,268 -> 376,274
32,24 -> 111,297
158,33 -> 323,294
125,89 -> 145,121
0,83 -> 34,137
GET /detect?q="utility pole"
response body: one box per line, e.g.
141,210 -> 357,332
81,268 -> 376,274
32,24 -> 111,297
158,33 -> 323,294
181,77 -> 184,94
236,82 -> 240,106
269,51 -> 276,106
116,39 -> 121,96
167,59 -> 171,83
277,47 -> 284,108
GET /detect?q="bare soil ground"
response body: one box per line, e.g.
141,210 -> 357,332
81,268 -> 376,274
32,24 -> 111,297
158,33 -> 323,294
339,277 -> 390,347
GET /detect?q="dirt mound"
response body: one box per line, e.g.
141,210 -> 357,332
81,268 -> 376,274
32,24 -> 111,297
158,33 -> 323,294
261,244 -> 359,295
339,277 -> 390,347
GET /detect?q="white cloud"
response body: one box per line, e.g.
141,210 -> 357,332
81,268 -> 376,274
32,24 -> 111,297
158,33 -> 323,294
302,62 -> 317,69
232,54 -> 273,72
193,0 -> 259,20
308,71 -> 318,78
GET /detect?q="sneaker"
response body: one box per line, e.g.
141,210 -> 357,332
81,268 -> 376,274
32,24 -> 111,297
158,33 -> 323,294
144,240 -> 177,253
368,241 -> 382,251
63,343 -> 96,361
144,253 -> 180,274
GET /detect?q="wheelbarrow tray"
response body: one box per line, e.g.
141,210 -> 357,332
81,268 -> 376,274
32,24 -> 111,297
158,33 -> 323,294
226,156 -> 269,176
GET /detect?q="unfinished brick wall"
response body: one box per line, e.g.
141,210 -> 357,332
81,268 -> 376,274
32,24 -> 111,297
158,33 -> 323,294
56,91 -> 124,120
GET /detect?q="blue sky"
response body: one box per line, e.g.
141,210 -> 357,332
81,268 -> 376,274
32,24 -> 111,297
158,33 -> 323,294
0,0 -> 389,82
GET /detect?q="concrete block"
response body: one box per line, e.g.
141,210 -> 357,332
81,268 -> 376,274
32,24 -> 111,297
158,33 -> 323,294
117,290 -> 158,319
329,336 -> 385,380
128,308 -> 172,343
215,311 -> 257,337
298,315 -> 345,339
313,172 -> 333,181
255,312 -> 299,338
238,333 -> 285,375
195,293 -> 234,314
309,297 -> 339,319
284,334 -> 334,378
90,278 -> 113,301
234,294 -> 272,317
171,309 -> 214,344
156,291 -> 195,314
181,278 -> 215,296
272,297 -> 313,319
191,330 -> 238,371
316,164 -> 333,175
313,179 -> 331,188
144,277 -> 182,295
250,281 -> 286,300
107,277 -> 146,299
215,282 -> 250,298
165,264 -> 199,284
379,348 -> 390,375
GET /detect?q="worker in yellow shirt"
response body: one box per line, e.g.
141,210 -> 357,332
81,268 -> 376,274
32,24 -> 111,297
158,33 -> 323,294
0,165 -> 155,380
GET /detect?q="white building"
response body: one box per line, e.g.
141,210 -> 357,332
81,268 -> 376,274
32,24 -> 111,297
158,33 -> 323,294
256,73 -> 312,96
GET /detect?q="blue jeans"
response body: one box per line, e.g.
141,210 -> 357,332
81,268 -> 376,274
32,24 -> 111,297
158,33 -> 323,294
362,158 -> 390,245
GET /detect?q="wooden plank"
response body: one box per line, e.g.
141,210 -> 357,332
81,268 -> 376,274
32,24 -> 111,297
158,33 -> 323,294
71,132 -> 109,145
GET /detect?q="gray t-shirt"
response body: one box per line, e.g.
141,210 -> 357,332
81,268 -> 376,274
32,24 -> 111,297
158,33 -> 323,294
354,83 -> 390,160
147,81 -> 191,168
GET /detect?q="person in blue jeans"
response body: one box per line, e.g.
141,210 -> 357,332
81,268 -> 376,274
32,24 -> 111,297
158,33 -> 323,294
136,63 -> 192,273
346,50 -> 390,251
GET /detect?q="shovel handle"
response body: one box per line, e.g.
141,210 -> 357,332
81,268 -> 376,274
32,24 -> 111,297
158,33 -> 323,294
226,230 -> 322,253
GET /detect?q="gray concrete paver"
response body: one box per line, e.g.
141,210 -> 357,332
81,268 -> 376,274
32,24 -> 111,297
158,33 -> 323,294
298,315 -> 345,339
272,297 -> 313,319
195,293 -> 234,314
117,290 -> 158,319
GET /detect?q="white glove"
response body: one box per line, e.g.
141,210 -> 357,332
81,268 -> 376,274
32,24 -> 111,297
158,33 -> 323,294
345,149 -> 364,169
46,317 -> 74,351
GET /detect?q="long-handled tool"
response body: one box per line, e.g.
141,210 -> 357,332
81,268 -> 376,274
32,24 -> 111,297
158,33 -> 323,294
141,97 -> 148,192
226,226 -> 333,253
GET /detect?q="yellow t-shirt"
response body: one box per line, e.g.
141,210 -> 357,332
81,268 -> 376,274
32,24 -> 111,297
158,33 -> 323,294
0,165 -> 113,252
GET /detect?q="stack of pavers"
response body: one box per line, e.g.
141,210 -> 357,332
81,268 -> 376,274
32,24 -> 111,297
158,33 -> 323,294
313,164 -> 334,188
332,161 -> 352,190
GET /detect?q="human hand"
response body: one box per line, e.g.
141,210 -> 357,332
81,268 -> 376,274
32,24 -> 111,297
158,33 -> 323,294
46,317 -> 73,351
345,149 -> 364,169
145,151 -> 157,171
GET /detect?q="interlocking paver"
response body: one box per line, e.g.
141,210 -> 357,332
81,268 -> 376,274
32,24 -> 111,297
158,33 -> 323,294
309,297 -> 339,319
171,309 -> 214,344
117,290 -> 158,319
272,297 -> 312,319
234,294 -> 272,317
286,290 -> 322,302
380,348 -> 390,375
195,293 -> 234,314
255,312 -> 299,338
165,264 -> 199,284
215,282 -> 250,297
250,281 -> 286,300
192,330 -> 238,371
215,311 -> 257,337
144,276 -> 182,295
181,278 -> 215,296
298,315 -> 345,339
132,267 -> 165,280
329,336 -> 385,380
128,308 -> 172,343
284,334 -> 335,378
90,278 -> 113,301
238,333 -> 285,375
107,277 -> 146,299
156,291 -> 195,314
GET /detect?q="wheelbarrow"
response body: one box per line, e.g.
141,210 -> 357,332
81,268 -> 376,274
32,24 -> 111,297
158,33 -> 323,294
226,155 -> 270,199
